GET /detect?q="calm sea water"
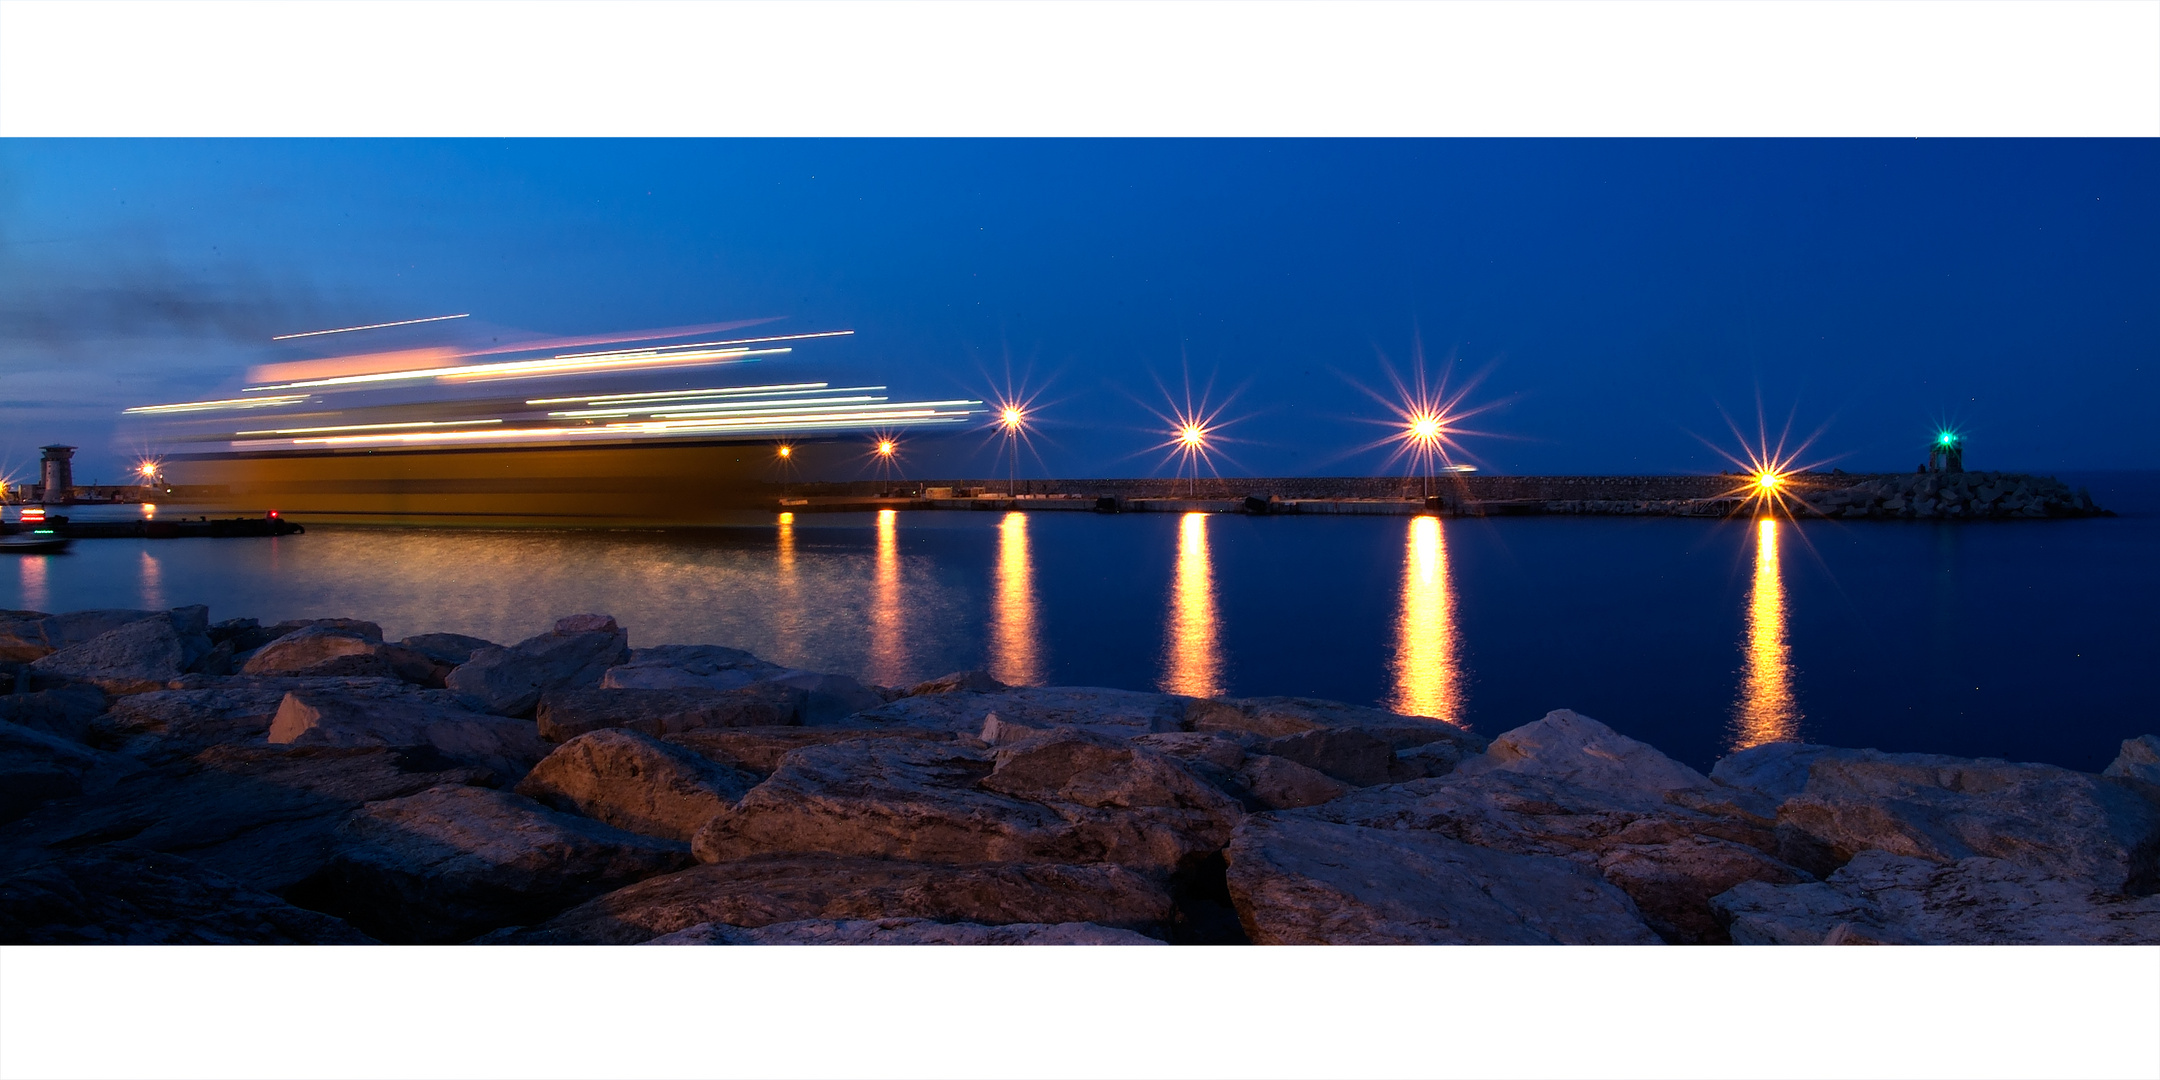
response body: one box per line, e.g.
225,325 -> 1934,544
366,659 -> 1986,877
7,472 -> 2155,772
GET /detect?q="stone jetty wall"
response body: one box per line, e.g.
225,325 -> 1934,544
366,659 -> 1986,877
786,471 -> 2108,519
5,606 -> 2155,945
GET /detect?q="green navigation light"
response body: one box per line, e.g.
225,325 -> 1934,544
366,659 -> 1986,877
1938,433 -> 1954,444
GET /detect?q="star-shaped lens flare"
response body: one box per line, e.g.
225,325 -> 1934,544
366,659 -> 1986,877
1342,348 -> 1503,497
1140,372 -> 1240,497
1701,402 -> 1838,520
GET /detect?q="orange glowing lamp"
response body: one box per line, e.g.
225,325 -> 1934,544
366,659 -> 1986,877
776,445 -> 793,459
1755,471 -> 1784,492
876,439 -> 897,457
1179,425 -> 1206,449
1000,406 -> 1024,432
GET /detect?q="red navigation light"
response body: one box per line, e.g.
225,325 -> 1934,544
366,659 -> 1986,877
267,510 -> 280,519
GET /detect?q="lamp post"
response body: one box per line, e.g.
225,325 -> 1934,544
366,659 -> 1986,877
999,406 -> 1024,497
1178,425 -> 1206,497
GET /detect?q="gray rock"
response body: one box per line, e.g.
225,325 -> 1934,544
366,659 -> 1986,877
0,608 -> 160,663
692,730 -> 1241,874
28,615 -> 193,694
1450,708 -> 1712,808
399,632 -> 500,666
0,849 -> 376,944
535,683 -> 805,742
98,676 -> 408,763
766,670 -> 887,724
600,644 -> 787,691
908,670 -> 1009,695
264,618 -> 383,643
1225,815 -> 1661,944
649,917 -> 1162,945
1708,742 -> 1849,803
1303,765 -> 1802,944
290,783 -> 692,943
444,614 -> 631,717
1774,750 -> 2160,890
1232,754 -> 1350,810
241,625 -> 393,678
268,688 -> 551,783
0,743 -> 488,892
516,729 -> 757,842
1251,727 -> 1399,786
0,719 -> 142,823
2103,734 -> 2160,787
0,684 -> 107,743
1712,850 -> 2160,945
662,725 -> 955,778
852,685 -> 1186,739
494,855 -> 1176,944
1188,696 -> 1488,756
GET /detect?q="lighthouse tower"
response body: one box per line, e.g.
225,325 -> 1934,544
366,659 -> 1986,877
38,445 -> 76,504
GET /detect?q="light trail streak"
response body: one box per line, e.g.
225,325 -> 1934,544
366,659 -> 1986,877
526,383 -> 834,406
548,330 -> 853,361
248,405 -> 976,448
124,395 -> 309,415
271,313 -> 469,341
234,419 -> 504,436
241,347 -> 789,393
543,395 -> 886,420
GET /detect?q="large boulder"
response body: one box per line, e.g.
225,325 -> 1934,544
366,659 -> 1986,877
0,683 -> 107,743
0,608 -> 160,663
493,855 -> 1176,944
0,849 -> 376,944
691,730 -> 1242,874
1129,731 -> 1352,811
398,632 -> 499,666
516,729 -> 757,842
99,676 -> 407,764
289,784 -> 693,943
2103,735 -> 2160,788
1224,815 -> 1661,944
662,726 -> 953,777
766,670 -> 886,725
1189,696 -> 1488,759
601,643 -> 788,691
268,687 -> 551,783
1450,708 -> 1712,804
0,719 -> 142,824
0,743 -> 488,892
535,683 -> 805,742
1771,750 -> 2160,890
1712,850 -> 2160,945
648,917 -> 1162,945
851,685 -> 1187,739
444,614 -> 631,717
27,609 -> 214,694
240,625 -> 393,679
1296,711 -> 1805,944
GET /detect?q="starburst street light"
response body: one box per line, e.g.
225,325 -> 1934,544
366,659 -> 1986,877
1701,403 -> 1836,521
1343,347 -> 1501,501
996,403 -> 1026,496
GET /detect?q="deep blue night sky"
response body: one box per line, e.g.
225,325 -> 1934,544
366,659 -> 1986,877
1,139 -> 2153,483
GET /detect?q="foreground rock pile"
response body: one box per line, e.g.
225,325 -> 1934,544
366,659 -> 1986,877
4,606 -> 2155,945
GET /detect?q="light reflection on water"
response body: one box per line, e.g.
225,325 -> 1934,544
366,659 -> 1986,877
868,508 -> 907,686
989,512 -> 1044,686
6,481 -> 2156,772
1732,517 -> 1801,749
140,550 -> 164,610
1160,511 -> 1224,697
1390,515 -> 1465,724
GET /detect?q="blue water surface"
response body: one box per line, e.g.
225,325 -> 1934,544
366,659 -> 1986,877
6,471 -> 2154,772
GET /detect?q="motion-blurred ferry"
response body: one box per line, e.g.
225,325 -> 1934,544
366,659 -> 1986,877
126,320 -> 979,525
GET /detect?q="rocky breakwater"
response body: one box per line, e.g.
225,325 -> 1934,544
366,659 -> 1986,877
1800,471 -> 2105,520
2,605 -> 2155,945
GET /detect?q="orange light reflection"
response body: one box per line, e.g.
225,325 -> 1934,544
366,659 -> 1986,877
774,511 -> 800,660
1390,515 -> 1464,722
869,509 -> 907,685
1732,517 -> 1801,749
1160,512 -> 1224,697
989,512 -> 1044,686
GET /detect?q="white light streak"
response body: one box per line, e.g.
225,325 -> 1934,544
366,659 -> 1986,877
123,394 -> 309,414
243,347 -> 788,392
525,382 -> 835,406
271,314 -> 469,340
234,419 -> 504,436
548,330 -> 853,361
